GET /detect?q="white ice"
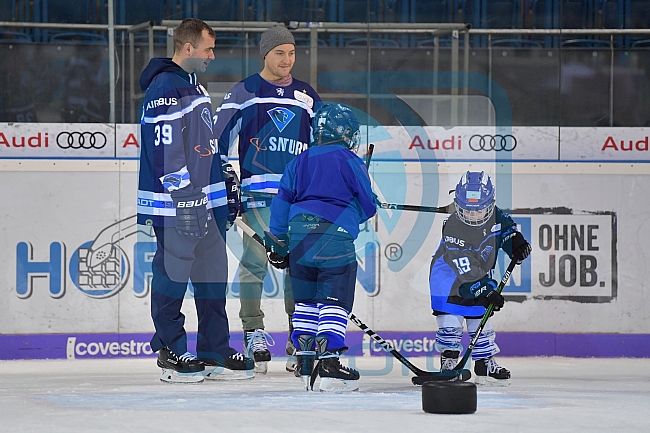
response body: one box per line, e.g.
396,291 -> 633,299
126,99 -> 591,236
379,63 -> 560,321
1,356 -> 649,432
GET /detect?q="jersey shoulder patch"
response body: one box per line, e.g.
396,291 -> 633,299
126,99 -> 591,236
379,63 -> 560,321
293,90 -> 314,109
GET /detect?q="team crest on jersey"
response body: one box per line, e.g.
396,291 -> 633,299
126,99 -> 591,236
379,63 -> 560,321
276,88 -> 284,96
201,108 -> 213,132
267,107 -> 295,133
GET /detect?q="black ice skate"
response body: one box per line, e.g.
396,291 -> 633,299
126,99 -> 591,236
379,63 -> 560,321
157,347 -> 204,384
474,356 -> 511,386
294,334 -> 316,390
440,350 -> 460,370
244,329 -> 273,374
312,336 -> 359,393
201,352 -> 255,381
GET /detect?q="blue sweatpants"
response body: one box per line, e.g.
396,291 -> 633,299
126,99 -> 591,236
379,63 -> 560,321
150,217 -> 235,361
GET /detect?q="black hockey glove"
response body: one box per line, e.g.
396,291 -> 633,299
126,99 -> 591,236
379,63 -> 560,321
265,232 -> 289,270
469,279 -> 505,311
510,231 -> 532,264
171,187 -> 209,238
268,251 -> 289,270
222,162 -> 241,231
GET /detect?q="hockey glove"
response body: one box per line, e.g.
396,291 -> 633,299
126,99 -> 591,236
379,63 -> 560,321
268,251 -> 289,270
171,187 -> 209,238
265,232 -> 289,270
469,279 -> 505,311
222,162 -> 241,230
509,231 -> 532,264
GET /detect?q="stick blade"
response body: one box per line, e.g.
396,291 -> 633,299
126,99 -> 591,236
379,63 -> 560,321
411,369 -> 471,386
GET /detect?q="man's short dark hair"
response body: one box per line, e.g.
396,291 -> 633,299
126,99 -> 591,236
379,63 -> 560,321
174,18 -> 215,54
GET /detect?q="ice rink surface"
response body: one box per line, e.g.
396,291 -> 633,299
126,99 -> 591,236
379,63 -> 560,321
1,356 -> 649,433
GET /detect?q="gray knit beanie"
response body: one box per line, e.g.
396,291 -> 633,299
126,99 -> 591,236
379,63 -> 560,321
259,25 -> 295,58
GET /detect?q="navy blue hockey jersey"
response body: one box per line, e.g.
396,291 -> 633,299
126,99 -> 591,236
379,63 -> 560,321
429,208 -> 519,316
269,144 -> 376,240
137,58 -> 228,227
213,74 -> 321,201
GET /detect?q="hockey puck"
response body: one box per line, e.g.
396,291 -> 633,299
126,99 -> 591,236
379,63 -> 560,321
422,381 -> 477,414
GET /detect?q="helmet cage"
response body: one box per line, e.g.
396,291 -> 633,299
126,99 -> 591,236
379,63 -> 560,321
454,201 -> 495,226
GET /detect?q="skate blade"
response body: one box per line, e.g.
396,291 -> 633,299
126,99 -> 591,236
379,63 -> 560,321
318,377 -> 359,393
475,376 -> 511,387
299,375 -> 310,391
159,368 -> 204,384
254,361 -> 268,375
204,367 -> 255,381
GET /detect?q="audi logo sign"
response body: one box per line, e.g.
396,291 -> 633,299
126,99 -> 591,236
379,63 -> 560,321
468,134 -> 517,151
56,131 -> 108,149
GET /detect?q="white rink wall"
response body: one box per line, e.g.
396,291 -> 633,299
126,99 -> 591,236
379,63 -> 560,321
0,123 -> 649,338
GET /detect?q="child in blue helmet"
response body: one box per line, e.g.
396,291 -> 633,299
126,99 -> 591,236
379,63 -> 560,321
429,171 -> 531,386
267,103 -> 377,392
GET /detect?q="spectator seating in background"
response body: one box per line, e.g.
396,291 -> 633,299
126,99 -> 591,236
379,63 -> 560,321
0,30 -> 33,42
345,37 -> 400,47
491,38 -> 544,48
2,0 -> 650,49
561,37 -> 612,47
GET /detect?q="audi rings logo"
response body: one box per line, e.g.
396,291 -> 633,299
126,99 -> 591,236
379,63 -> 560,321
468,134 -> 517,151
56,131 -> 107,149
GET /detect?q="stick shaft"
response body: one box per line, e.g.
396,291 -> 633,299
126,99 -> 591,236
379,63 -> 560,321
348,313 -> 430,376
365,144 -> 453,215
238,204 -> 461,379
365,143 -> 374,168
233,218 -> 269,251
379,202 -> 454,214
454,260 -> 517,370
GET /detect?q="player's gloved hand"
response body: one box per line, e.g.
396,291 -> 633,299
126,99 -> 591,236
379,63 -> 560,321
222,162 -> 241,231
268,251 -> 289,269
265,232 -> 289,269
469,279 -> 505,311
171,187 -> 209,237
510,231 -> 532,264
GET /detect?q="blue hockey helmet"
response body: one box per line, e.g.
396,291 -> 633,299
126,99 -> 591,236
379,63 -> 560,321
312,103 -> 361,150
454,171 -> 495,226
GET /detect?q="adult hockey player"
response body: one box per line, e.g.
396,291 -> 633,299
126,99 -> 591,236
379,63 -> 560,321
138,18 -> 253,383
213,25 -> 322,374
429,171 -> 531,386
267,104 -> 377,392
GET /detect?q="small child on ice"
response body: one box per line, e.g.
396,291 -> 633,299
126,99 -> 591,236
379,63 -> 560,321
429,171 -> 531,386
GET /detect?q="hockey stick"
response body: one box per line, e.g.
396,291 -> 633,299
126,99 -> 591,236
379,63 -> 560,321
412,259 -> 517,386
364,147 -> 454,214
378,202 -> 455,214
349,313 -> 471,381
362,142 -> 471,381
360,143 -> 465,380
236,217 -> 469,381
454,260 -> 516,369
364,143 -> 374,167
233,218 -> 269,251
233,217 -> 288,249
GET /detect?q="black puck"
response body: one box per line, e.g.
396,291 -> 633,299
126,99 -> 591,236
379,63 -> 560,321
422,381 -> 477,414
